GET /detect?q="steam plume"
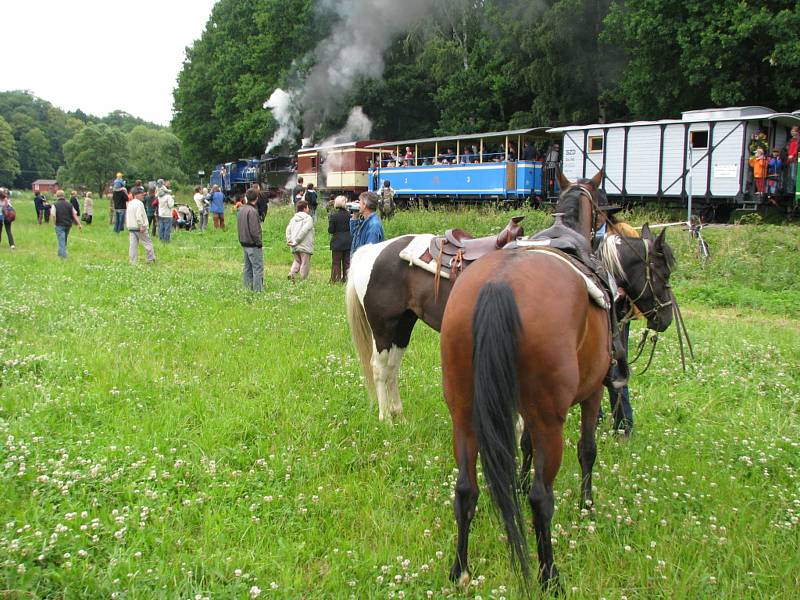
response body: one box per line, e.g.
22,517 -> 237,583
263,0 -> 436,150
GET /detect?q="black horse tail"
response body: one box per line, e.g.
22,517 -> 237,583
472,281 -> 530,582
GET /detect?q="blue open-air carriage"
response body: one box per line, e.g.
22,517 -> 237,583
366,128 -> 561,207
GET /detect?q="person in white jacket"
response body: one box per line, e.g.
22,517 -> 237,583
285,199 -> 314,280
126,189 -> 156,263
156,179 -> 175,243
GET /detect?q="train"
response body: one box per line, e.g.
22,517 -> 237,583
209,105 -> 800,214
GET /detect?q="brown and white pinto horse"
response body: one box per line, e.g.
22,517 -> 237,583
439,190 -> 676,590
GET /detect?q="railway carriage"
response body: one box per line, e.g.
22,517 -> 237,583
549,106 -> 800,212
366,128 -> 560,206
296,140 -> 382,200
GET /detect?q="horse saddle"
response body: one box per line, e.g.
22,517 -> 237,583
428,216 -> 525,278
507,213 -> 594,264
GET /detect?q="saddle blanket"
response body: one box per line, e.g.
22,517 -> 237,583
398,235 -> 609,309
398,234 -> 448,277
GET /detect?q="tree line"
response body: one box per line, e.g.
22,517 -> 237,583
0,91 -> 188,195
172,0 -> 800,172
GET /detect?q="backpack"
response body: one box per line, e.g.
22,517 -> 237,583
304,190 -> 318,208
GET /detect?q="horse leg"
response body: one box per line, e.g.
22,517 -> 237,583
449,427 -> 479,585
519,424 -> 533,494
578,388 -> 602,508
371,343 -> 397,421
528,422 -> 564,591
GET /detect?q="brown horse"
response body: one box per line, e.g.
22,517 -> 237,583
439,191 -> 675,589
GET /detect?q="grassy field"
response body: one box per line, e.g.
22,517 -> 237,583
0,192 -> 798,599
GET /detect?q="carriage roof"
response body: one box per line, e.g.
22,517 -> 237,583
548,107 -> 800,133
366,127 -> 552,149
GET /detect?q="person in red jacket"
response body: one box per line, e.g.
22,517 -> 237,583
785,126 -> 799,193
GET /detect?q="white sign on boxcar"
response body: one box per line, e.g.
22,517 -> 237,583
713,164 -> 738,178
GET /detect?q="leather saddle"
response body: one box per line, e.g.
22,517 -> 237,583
428,216 -> 525,279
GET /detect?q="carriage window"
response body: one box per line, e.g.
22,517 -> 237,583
310,157 -> 317,169
588,136 -> 603,152
690,130 -> 709,150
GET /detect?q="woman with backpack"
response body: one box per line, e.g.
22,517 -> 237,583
0,189 -> 16,249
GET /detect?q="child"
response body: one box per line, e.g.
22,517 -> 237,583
766,148 -> 782,196
749,147 -> 768,195
285,199 -> 314,281
83,192 -> 93,224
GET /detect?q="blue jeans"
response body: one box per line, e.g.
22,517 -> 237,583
55,225 -> 69,258
158,216 -> 172,242
114,209 -> 126,233
242,246 -> 264,291
603,322 -> 632,433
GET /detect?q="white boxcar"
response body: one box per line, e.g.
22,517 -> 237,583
549,106 -> 800,207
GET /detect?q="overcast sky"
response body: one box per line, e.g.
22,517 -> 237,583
1,0 -> 218,126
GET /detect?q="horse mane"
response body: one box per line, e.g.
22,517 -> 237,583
597,235 -> 627,281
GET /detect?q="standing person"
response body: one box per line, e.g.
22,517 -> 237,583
51,190 -> 82,258
41,194 -> 51,223
83,192 -> 93,224
292,176 -> 304,206
238,189 -> 264,292
303,183 -> 318,221
34,191 -> 46,224
785,125 -> 799,193
130,179 -> 145,196
156,179 -> 175,242
126,189 -> 156,264
209,184 -> 225,229
328,195 -> 352,283
749,147 -> 768,196
0,189 -> 16,249
69,190 -> 81,216
251,183 -> 269,222
285,199 -> 314,281
193,186 -> 208,231
378,179 -> 395,220
144,184 -> 157,235
595,207 -> 639,436
766,148 -> 783,197
349,191 -> 384,255
112,184 -> 128,233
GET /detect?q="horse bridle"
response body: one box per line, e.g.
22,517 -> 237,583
619,237 -> 673,323
613,234 -> 694,374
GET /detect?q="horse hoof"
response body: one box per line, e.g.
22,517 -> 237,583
457,571 -> 471,588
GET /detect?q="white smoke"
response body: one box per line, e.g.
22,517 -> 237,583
263,88 -> 299,154
262,0 -> 436,149
302,0 -> 434,134
320,106 -> 373,147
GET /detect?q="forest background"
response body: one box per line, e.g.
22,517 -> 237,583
1,0 -> 799,192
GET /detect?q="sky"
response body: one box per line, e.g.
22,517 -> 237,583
1,0 -> 218,126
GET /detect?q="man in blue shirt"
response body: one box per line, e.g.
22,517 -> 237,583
350,191 -> 384,255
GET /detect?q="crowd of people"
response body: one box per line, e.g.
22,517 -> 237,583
377,140 -> 560,168
747,125 -> 799,203
5,174 -> 387,293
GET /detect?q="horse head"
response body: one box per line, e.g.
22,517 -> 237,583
599,223 -> 676,332
555,170 -> 604,241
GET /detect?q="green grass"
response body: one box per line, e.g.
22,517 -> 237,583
1,192 -> 798,599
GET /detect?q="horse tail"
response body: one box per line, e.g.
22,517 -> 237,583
345,266 -> 377,403
472,281 -> 530,581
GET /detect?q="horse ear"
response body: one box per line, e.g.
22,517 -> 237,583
557,170 -> 572,190
641,223 -> 653,240
655,225 -> 667,248
590,169 -> 604,188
